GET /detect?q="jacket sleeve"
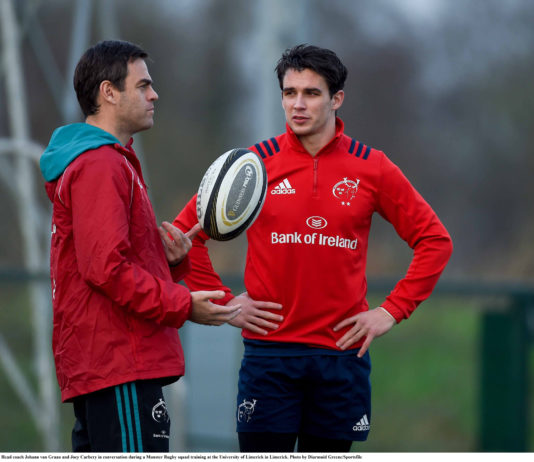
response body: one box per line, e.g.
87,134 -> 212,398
172,195 -> 235,305
375,154 -> 453,323
68,152 -> 192,328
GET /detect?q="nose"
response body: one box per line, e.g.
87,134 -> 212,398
149,87 -> 159,101
294,92 -> 305,109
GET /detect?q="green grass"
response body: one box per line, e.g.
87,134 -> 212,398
356,297 -> 480,451
355,296 -> 534,452
0,286 -> 532,452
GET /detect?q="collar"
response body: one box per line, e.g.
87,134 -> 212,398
286,117 -> 345,156
113,138 -> 148,187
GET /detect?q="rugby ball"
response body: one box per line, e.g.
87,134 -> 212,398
196,148 -> 267,241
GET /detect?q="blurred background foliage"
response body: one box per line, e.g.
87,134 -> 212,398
2,0 -> 534,279
1,0 -> 533,453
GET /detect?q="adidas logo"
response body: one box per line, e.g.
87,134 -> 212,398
271,178 -> 296,195
353,414 -> 370,431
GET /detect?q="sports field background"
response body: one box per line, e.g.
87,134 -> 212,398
1,285 -> 532,452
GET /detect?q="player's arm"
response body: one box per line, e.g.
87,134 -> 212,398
374,154 -> 453,323
172,195 -> 235,302
173,195 -> 282,334
334,154 -> 452,351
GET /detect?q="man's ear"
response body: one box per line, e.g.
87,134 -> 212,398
332,90 -> 344,111
99,80 -> 117,105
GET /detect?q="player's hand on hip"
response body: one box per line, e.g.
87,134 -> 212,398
159,221 -> 202,266
227,292 -> 283,335
189,290 -> 241,326
334,307 -> 396,357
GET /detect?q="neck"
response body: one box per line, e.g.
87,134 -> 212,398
85,116 -> 130,146
298,119 -> 337,157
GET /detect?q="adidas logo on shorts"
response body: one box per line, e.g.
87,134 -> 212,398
353,414 -> 370,431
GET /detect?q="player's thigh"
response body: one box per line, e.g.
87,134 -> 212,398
236,355 -> 304,434
301,352 -> 371,442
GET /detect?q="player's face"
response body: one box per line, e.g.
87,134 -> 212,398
281,68 -> 343,139
115,59 -> 158,136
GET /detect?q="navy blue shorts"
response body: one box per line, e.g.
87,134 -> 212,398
236,340 -> 371,441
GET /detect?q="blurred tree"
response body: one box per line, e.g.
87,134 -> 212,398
2,0 -> 534,287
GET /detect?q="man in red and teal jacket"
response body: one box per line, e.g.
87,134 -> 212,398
40,40 -> 240,452
174,44 -> 453,452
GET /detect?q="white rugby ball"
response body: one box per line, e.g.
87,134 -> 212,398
196,148 -> 267,241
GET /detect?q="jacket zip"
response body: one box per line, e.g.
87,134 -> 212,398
313,158 -> 319,197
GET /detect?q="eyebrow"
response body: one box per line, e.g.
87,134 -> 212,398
282,86 -> 323,93
137,78 -> 153,86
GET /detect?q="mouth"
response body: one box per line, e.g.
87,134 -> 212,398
292,115 -> 309,124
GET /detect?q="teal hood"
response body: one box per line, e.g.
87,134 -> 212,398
40,123 -> 121,182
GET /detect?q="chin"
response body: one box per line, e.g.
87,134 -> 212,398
139,120 -> 155,132
290,125 -> 312,136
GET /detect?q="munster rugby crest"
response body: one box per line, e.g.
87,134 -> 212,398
152,398 -> 170,423
237,398 -> 257,423
333,178 -> 360,206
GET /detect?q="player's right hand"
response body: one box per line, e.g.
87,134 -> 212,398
227,292 -> 283,335
189,290 -> 241,326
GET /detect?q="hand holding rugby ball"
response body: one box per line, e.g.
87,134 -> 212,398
196,148 -> 267,241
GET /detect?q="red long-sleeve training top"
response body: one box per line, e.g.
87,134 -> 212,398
174,118 -> 453,351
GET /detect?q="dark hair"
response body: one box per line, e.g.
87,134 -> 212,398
74,40 -> 148,117
275,44 -> 348,97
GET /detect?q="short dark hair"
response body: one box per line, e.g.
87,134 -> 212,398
275,44 -> 348,97
74,40 -> 148,117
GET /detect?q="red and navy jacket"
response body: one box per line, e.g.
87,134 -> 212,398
174,118 -> 453,351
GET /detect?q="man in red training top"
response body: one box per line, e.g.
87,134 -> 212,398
40,40 -> 241,452
174,44 -> 453,452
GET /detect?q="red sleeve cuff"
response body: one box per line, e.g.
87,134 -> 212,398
169,256 -> 191,282
379,300 -> 404,324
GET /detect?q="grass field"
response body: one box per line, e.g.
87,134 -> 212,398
0,286 -> 532,452
358,295 -> 534,452
358,296 -> 480,451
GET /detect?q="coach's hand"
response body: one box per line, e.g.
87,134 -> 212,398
334,307 -> 396,357
159,221 -> 201,266
227,292 -> 283,335
189,290 -> 241,326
